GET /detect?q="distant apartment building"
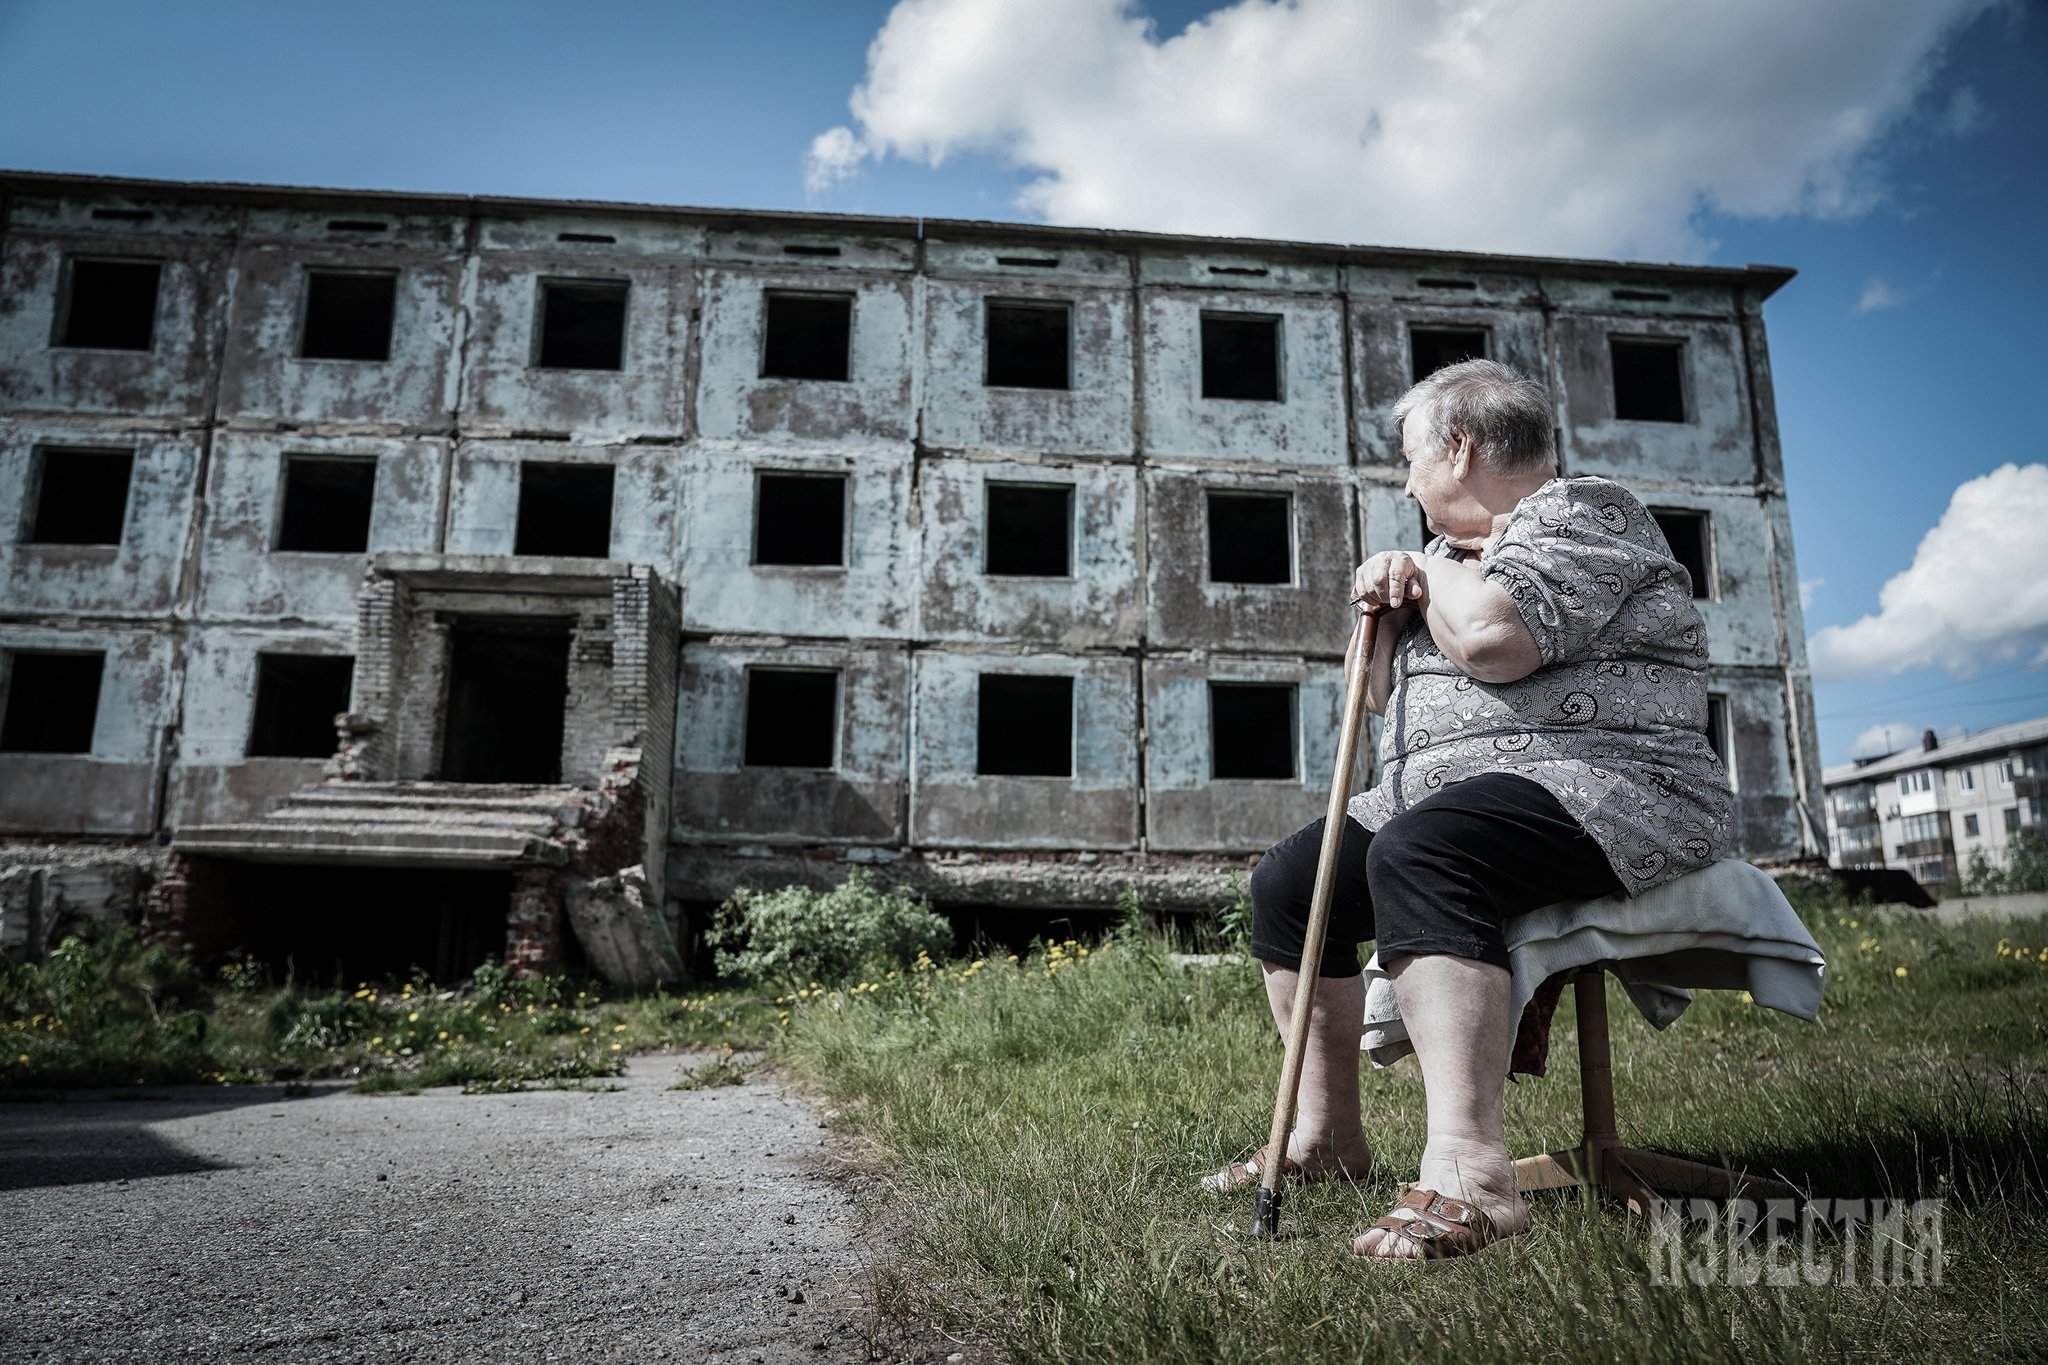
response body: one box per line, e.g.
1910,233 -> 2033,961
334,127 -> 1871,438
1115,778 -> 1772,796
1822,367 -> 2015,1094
1822,716 -> 2048,890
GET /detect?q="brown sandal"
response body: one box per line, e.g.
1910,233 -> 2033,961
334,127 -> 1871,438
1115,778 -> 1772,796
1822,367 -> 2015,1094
1353,1186 -> 1510,1261
1199,1144 -> 1373,1194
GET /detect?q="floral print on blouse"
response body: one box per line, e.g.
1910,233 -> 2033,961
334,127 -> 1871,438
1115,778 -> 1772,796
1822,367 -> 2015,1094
1346,475 -> 1735,895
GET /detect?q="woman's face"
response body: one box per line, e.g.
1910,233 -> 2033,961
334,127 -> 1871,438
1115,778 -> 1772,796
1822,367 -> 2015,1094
1401,410 -> 1492,544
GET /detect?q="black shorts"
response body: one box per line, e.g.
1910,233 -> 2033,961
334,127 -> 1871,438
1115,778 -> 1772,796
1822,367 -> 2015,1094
1248,771 -> 1626,977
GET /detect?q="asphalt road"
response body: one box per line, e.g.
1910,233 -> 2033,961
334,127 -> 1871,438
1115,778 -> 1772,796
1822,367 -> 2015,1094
0,1055 -> 964,1364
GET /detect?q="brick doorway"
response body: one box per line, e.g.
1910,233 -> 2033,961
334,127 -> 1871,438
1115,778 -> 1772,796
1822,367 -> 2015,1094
441,617 -> 572,783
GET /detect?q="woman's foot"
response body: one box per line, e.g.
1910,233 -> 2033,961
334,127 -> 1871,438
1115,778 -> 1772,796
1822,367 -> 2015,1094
1351,1138 -> 1529,1259
1200,1135 -> 1375,1193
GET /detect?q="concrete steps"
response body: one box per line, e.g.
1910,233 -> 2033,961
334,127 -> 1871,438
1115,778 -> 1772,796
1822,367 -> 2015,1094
172,782 -> 592,868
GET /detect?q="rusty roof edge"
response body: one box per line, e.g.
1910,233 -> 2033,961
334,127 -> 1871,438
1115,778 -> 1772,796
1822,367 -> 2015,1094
0,167 -> 1796,294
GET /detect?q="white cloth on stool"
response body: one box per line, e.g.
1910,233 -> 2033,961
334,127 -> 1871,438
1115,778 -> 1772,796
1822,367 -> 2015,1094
1360,858 -> 1828,1069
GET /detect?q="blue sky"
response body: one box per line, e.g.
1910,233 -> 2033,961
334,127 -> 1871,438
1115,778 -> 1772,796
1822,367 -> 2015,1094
2,0 -> 2043,767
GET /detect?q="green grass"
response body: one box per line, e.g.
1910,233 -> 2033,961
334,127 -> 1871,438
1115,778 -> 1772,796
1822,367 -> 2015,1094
776,907 -> 2048,1364
2,927 -> 777,1093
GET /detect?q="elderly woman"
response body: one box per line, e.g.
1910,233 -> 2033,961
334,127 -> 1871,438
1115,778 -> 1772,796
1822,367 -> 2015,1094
1203,358 -> 1733,1260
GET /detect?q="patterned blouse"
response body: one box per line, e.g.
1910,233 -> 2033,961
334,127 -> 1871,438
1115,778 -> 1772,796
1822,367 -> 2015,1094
1346,475 -> 1735,896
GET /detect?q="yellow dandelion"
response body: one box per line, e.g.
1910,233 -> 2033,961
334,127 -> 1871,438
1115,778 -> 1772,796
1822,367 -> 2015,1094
609,1043 -> 622,1052
612,1024 -> 627,1033
437,1030 -> 449,1041
407,1011 -> 419,1022
15,1054 -> 27,1065
1893,966 -> 1908,978
369,1036 -> 383,1047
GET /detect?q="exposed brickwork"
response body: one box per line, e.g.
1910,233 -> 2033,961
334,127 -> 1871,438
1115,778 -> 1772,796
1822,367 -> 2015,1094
505,865 -> 565,975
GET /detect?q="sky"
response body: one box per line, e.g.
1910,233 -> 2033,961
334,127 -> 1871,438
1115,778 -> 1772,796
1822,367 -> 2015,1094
1,0 -> 2043,769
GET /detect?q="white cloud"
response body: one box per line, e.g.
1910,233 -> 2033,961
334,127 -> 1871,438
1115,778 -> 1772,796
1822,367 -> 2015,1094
1800,577 -> 1824,610
804,126 -> 867,197
807,0 -> 1999,259
1849,722 -> 1910,758
1857,278 -> 1908,313
1809,463 -> 2048,680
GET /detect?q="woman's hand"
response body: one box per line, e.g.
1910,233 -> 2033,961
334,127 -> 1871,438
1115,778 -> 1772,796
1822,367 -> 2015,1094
1352,551 -> 1428,613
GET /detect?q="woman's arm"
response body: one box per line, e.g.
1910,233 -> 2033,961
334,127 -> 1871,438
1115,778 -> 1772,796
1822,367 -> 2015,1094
1408,555 -> 1543,685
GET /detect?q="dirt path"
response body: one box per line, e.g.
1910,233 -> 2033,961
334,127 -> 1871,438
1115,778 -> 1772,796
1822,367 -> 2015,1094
0,1055 -> 963,1364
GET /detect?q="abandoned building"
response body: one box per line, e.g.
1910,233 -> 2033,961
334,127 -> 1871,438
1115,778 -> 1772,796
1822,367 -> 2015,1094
0,169 -> 1828,983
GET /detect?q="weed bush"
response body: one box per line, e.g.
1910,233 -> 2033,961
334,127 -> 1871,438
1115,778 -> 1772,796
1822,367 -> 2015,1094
711,868 -> 952,987
1,923 -> 218,1087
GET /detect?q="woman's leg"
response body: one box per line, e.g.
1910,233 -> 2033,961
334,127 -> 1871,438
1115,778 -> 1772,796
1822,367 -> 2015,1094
1243,815 -> 1377,1174
1349,774 -> 1622,1256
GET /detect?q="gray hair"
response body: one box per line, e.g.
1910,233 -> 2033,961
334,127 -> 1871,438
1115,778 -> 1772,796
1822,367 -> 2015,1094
1392,358 -> 1554,474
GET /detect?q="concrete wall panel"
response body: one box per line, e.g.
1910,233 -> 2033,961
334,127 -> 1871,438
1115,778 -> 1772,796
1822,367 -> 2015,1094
458,257 -> 686,439
1139,288 -> 1347,466
217,241 -> 464,428
1146,470 -> 1356,653
1556,314 -> 1753,485
0,625 -> 171,834
920,280 -> 1135,458
0,228 -> 227,419
197,432 -> 447,621
909,651 -> 1137,849
1,425 -> 199,616
918,459 -> 1140,648
166,626 -> 351,826
672,641 -> 907,844
678,448 -> 912,639
1144,654 -> 1344,852
695,269 -> 914,448
1712,667 -> 1805,863
444,439 -> 679,567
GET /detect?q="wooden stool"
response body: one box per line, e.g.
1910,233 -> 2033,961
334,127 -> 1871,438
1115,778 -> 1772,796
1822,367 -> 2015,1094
1512,965 -> 1802,1215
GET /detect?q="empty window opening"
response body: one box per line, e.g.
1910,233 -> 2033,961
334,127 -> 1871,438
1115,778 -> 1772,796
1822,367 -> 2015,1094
535,278 -> 628,370
440,618 -> 572,783
56,257 -> 161,350
754,473 -> 847,567
1612,288 -> 1672,303
996,256 -> 1059,269
247,653 -> 354,759
300,270 -> 397,362
0,650 -> 104,754
761,291 -> 853,381
985,483 -> 1073,577
25,447 -> 133,546
744,668 -> 838,768
1611,337 -> 1686,422
1417,277 -> 1478,291
1410,326 -> 1488,385
514,462 -> 614,558
782,244 -> 843,258
1705,693 -> 1731,775
1200,313 -> 1282,401
1207,491 -> 1292,585
977,674 -> 1073,777
1211,682 -> 1297,781
325,220 -> 389,233
276,455 -> 377,553
89,208 -> 154,223
985,300 -> 1071,391
1649,508 -> 1711,599
557,232 -> 616,244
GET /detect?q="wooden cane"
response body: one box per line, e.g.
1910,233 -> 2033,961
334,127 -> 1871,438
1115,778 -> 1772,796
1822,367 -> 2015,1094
1250,604 -> 1380,1239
